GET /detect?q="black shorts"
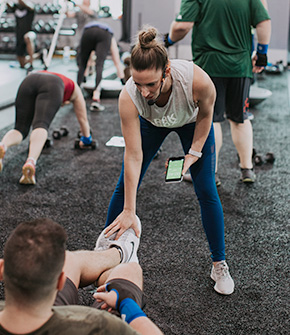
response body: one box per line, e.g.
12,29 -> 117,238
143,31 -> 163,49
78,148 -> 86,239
211,77 -> 251,123
54,278 -> 145,316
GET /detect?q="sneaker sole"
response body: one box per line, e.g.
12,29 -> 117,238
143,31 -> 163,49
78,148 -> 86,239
241,178 -> 255,183
20,165 -> 36,185
0,146 -> 5,159
210,273 -> 234,295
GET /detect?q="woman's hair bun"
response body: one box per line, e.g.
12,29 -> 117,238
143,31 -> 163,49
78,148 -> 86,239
138,26 -> 158,49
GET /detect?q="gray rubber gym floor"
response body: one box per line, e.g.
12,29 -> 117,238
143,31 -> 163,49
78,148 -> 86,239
0,62 -> 289,334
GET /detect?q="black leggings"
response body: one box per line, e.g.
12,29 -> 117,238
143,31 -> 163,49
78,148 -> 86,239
15,73 -> 64,139
77,26 -> 112,90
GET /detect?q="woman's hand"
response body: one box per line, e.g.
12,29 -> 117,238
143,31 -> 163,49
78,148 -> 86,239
104,210 -> 140,240
182,154 -> 199,176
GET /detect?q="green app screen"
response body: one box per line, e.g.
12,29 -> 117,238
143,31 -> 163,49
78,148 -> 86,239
166,159 -> 183,180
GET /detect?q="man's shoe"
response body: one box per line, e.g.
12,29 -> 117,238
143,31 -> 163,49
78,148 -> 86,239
215,173 -> 221,187
90,101 -> 105,112
240,168 -> 256,183
95,215 -> 142,263
211,261 -> 234,295
0,143 -> 6,172
19,158 -> 36,185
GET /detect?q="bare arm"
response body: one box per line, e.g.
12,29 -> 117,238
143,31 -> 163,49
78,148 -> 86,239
104,88 -> 142,239
182,64 -> 216,174
256,19 -> 271,45
70,84 -> 91,137
169,21 -> 194,43
129,317 -> 163,335
110,37 -> 125,79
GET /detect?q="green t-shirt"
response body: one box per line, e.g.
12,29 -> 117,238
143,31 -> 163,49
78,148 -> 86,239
176,0 -> 270,78
0,303 -> 139,335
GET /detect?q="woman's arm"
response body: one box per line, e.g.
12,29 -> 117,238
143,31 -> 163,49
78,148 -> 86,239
104,88 -> 142,239
70,84 -> 91,138
182,63 -> 216,174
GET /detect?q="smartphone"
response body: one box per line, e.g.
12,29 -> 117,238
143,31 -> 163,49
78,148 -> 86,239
165,156 -> 185,183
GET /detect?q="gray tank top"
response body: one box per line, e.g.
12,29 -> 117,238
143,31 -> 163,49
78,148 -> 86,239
125,59 -> 198,128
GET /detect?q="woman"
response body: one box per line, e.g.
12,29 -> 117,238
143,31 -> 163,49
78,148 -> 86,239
102,26 -> 234,295
77,21 -> 125,112
0,71 -> 94,184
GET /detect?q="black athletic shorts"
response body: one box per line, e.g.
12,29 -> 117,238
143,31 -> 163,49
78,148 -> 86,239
54,277 -> 145,316
211,77 -> 251,123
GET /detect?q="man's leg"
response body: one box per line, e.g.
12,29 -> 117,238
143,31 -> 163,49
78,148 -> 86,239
62,248 -> 121,289
110,36 -> 125,79
226,77 -> 255,182
229,119 -> 253,169
97,262 -> 143,289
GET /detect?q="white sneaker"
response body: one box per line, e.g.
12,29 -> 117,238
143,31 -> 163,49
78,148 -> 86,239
94,215 -> 142,263
90,101 -> 105,112
211,261 -> 234,295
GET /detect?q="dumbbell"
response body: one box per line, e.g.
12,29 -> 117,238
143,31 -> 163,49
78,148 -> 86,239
74,138 -> 98,150
43,138 -> 53,149
52,127 -> 69,140
265,152 -> 275,164
253,151 -> 275,166
75,130 -> 97,149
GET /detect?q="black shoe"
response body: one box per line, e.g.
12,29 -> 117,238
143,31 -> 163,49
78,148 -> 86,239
240,168 -> 256,183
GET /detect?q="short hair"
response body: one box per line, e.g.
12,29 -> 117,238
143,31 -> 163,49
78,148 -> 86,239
3,218 -> 67,303
131,26 -> 168,72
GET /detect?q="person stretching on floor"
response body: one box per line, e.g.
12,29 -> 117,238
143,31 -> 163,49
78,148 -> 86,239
0,71 -> 95,185
0,217 -> 163,334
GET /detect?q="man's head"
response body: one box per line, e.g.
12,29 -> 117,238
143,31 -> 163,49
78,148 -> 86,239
1,218 -> 67,304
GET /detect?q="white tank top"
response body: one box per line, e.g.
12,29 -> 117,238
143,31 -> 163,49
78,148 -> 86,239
125,59 -> 199,128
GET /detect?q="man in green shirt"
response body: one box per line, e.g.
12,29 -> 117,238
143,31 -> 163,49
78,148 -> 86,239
166,0 -> 271,184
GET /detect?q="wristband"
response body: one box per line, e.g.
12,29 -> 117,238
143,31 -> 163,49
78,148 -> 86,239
257,43 -> 268,55
188,149 -> 202,158
119,298 -> 147,324
167,35 -> 175,46
164,33 -> 175,48
80,134 -> 92,145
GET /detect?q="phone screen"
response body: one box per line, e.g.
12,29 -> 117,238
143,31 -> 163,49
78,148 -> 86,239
165,157 -> 184,183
